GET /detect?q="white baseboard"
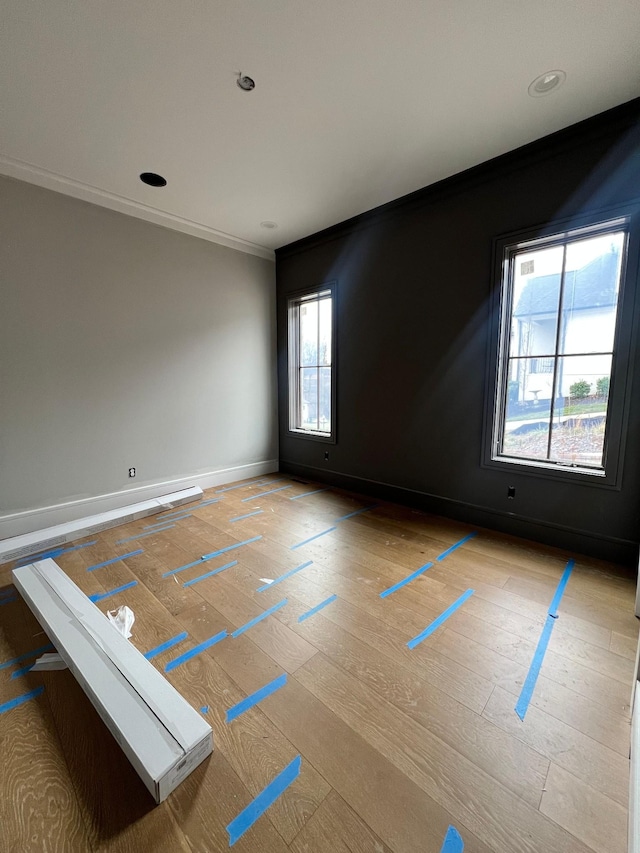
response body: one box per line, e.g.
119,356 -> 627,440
0,460 -> 278,541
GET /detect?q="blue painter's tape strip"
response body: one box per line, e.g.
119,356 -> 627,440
157,498 -> 220,518
165,631 -> 227,672
15,539 -> 99,567
157,509 -> 194,521
226,673 -> 287,723
548,559 -> 575,617
163,535 -> 263,578
290,527 -> 337,550
10,664 -> 35,679
290,488 -> 329,501
0,644 -> 54,671
227,755 -> 301,846
257,561 -> 312,592
298,594 -> 338,623
407,589 -> 474,649
334,505 -> 377,522
183,560 -> 238,587
241,485 -> 293,503
86,549 -> 144,572
515,614 -> 555,720
15,550 -> 63,566
0,596 -> 18,606
216,477 -> 284,494
144,632 -> 189,660
193,497 -> 224,509
15,550 -> 64,566
440,824 -> 464,852
89,580 -> 138,603
115,525 -> 175,544
0,686 -> 44,715
231,599 -> 288,638
216,481 -> 260,494
514,557 -> 575,719
230,510 -> 264,523
379,562 -> 433,598
163,556 -> 210,578
144,514 -> 192,528
435,532 -> 477,562
200,536 -> 263,561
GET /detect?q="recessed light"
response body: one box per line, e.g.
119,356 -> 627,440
528,70 -> 566,97
140,172 -> 167,187
260,221 -> 278,229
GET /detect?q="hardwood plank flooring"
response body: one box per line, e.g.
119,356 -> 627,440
0,473 -> 636,852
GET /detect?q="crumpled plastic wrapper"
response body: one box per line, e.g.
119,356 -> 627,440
107,604 -> 135,639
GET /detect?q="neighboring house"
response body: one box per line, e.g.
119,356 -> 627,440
511,246 -> 620,403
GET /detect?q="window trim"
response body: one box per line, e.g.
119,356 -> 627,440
286,281 -> 337,444
482,205 -> 639,490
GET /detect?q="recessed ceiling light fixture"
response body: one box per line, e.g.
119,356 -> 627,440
528,70 -> 566,97
140,172 -> 167,187
237,73 -> 256,92
260,221 -> 278,230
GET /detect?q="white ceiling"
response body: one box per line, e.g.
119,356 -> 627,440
2,1 -> 639,259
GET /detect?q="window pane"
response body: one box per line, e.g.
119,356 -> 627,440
318,366 -> 331,433
560,233 -> 624,355
501,365 -> 551,461
510,246 -> 563,358
300,367 -> 318,431
300,301 -> 318,366
506,355 -> 555,408
549,355 -> 612,467
319,297 -> 332,366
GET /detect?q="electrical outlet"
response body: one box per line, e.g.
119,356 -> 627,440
129,468 -> 136,478
324,451 -> 329,461
507,485 -> 515,499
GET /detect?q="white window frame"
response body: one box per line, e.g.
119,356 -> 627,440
287,283 -> 336,442
483,208 -> 638,488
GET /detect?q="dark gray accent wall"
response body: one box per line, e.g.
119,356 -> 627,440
276,99 -> 640,564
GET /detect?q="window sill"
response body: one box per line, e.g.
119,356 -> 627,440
288,428 -> 336,444
483,453 -> 620,489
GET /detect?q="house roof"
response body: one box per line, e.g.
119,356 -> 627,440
514,249 -> 620,317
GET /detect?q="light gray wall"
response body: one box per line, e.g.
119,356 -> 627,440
0,176 -> 277,516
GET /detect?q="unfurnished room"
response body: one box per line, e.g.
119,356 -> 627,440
1,3 -> 640,852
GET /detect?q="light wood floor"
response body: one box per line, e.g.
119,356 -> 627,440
1,475 -> 637,853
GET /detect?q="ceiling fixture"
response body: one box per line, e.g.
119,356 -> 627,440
528,70 -> 566,97
237,73 -> 256,92
140,172 -> 167,187
260,221 -> 278,230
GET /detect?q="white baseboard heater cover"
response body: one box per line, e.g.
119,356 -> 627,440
0,486 -> 203,566
12,559 -> 213,803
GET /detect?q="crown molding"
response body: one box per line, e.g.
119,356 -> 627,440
0,155 -> 275,261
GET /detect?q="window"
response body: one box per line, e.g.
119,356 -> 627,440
487,215 -> 635,480
288,285 -> 335,440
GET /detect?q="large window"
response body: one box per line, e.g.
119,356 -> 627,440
488,215 -> 634,479
288,285 -> 335,440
